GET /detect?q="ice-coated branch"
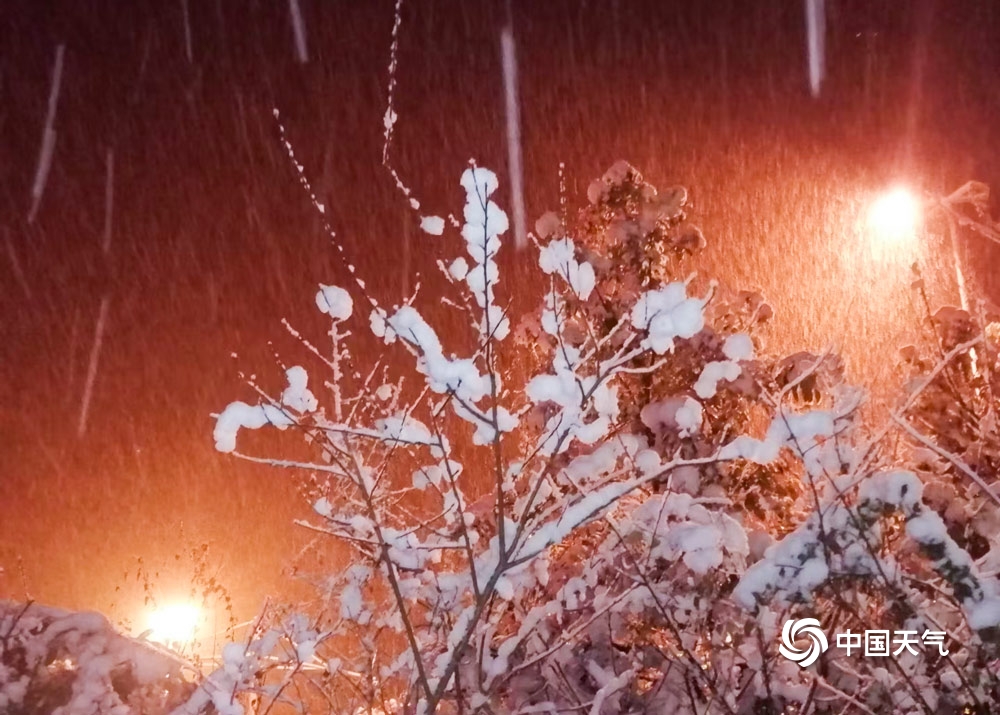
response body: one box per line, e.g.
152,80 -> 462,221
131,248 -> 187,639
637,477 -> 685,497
206,158 -> 1000,713
893,414 -> 1000,511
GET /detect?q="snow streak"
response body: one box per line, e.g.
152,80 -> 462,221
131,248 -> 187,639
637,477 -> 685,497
805,0 -> 825,97
102,148 -> 115,255
288,0 -> 309,64
501,24 -> 527,251
77,295 -> 110,438
27,44 -> 64,224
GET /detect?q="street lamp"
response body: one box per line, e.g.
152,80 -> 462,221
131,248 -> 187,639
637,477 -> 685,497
934,181 -> 1000,312
867,186 -> 921,248
867,186 -> 969,312
145,602 -> 202,649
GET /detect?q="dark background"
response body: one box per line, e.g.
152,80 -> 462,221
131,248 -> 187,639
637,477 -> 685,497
1,0 -> 998,631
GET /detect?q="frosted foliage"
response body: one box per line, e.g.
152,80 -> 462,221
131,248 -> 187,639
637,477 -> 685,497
376,413 -> 434,446
526,369 -> 619,454
448,257 -> 468,280
538,237 -> 596,300
540,290 -> 563,335
315,283 -> 353,321
734,516 -> 833,608
534,210 -> 561,239
383,306 -> 490,403
213,401 -> 292,453
717,407 -> 842,477
199,161 -> 1000,714
630,282 -> 705,353
419,215 -> 445,236
859,469 -> 923,511
313,496 -> 332,517
695,359 -> 742,398
674,396 -> 703,435
460,166 -> 498,198
626,493 -> 749,575
458,166 -> 510,340
369,306 -> 394,342
718,433 -> 781,463
737,463 -> 1000,642
641,396 -> 702,437
281,365 -> 317,413
0,602 -> 199,715
213,364 -> 325,453
723,332 -> 754,361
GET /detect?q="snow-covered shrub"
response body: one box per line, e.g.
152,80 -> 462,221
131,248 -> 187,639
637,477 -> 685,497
0,601 -> 197,714
204,161 -> 784,712
201,164 -> 1000,714
898,300 -> 1000,562
523,162 -> 808,524
895,182 -> 1000,556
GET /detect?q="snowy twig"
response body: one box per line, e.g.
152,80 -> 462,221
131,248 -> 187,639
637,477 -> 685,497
893,414 -> 1000,510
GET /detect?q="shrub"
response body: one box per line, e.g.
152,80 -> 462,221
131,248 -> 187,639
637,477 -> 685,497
0,600 -> 196,714
8,163 -> 1000,714
197,161 -> 1000,714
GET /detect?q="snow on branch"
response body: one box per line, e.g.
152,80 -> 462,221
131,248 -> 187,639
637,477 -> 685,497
200,164 -> 1000,713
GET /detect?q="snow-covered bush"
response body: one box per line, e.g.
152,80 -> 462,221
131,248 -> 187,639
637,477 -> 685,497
198,165 -> 1000,714
205,161 -> 778,712
896,183 -> 1000,551
0,601 -> 197,714
898,303 -> 1000,562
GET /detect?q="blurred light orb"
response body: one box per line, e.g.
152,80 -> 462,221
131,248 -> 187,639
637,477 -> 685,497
868,187 -> 921,244
147,603 -> 201,646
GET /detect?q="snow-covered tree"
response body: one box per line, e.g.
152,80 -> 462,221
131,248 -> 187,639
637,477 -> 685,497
197,159 -> 1000,714
7,162 -> 1000,714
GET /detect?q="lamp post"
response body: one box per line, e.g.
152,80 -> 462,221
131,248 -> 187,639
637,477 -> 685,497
947,213 -> 971,313
867,187 -> 920,243
935,181 -> 1000,309
144,602 -> 202,650
867,184 -> 988,382
866,186 -> 969,312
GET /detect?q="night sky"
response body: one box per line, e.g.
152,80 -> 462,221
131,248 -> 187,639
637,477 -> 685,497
2,0 -> 999,632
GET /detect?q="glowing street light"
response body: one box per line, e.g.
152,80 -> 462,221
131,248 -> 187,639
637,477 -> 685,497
145,603 -> 202,648
867,186 -> 921,246
866,184 -> 974,315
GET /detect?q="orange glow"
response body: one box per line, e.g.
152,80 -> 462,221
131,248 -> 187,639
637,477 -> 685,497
867,187 -> 921,245
146,603 -> 202,647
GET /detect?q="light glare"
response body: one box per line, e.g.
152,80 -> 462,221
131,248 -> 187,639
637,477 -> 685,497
868,187 -> 920,243
146,603 -> 201,646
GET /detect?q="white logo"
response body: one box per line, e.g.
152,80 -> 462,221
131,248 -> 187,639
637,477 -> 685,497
780,618 -> 828,668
